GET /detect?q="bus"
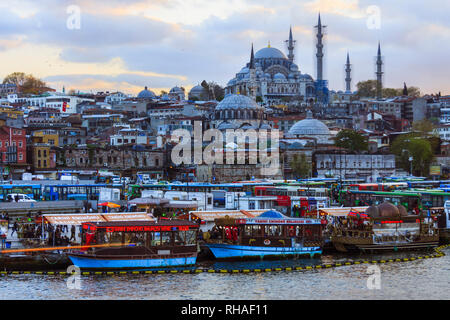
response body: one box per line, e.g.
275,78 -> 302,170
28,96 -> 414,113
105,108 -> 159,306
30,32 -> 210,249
339,189 -> 450,211
43,184 -> 111,201
0,184 -> 43,201
347,182 -> 408,192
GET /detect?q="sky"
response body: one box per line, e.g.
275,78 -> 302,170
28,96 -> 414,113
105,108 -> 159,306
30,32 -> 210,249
0,0 -> 448,96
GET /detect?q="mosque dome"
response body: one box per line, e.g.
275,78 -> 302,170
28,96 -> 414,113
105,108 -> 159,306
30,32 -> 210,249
239,67 -> 249,74
254,47 -> 287,59
290,64 -> 299,72
189,85 -> 208,100
170,86 -> 184,94
274,73 -> 286,80
288,110 -> 331,136
215,94 -> 262,111
300,74 -> 314,81
377,202 -> 400,218
137,86 -> 156,99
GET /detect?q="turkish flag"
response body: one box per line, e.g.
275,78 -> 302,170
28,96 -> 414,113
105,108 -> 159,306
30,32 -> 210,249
62,101 -> 67,112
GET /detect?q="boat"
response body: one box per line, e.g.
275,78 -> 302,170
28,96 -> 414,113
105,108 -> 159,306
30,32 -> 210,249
68,219 -> 199,270
205,210 -> 325,260
330,202 -> 439,252
438,202 -> 450,244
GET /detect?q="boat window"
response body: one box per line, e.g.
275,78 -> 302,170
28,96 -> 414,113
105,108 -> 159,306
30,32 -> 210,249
151,232 -> 161,246
161,232 -> 172,246
184,230 -> 197,245
264,225 -> 282,237
174,232 -> 185,245
295,225 -> 302,237
252,225 -> 261,237
244,225 -> 252,236
107,231 -> 123,244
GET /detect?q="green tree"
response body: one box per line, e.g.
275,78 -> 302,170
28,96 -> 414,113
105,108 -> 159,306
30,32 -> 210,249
412,119 -> 435,135
355,80 -> 377,98
355,79 -> 421,98
290,153 -> 311,179
334,129 -> 368,152
390,134 -> 434,176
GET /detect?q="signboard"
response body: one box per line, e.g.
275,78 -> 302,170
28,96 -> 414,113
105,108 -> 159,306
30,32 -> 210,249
103,213 -> 154,222
44,214 -> 104,225
430,165 -> 441,176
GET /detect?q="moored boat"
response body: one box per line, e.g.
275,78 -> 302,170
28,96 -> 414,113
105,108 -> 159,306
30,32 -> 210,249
205,210 -> 325,260
330,202 -> 439,252
68,219 -> 199,270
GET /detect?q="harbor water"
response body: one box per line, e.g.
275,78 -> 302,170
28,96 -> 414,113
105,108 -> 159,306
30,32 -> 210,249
1,248 -> 448,300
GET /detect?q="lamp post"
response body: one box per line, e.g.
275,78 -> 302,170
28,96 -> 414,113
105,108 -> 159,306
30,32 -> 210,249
402,149 -> 413,177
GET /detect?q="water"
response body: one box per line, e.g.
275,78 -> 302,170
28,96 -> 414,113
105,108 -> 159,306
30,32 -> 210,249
0,248 -> 448,300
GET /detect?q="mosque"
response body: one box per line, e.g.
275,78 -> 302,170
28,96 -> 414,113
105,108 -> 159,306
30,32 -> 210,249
225,14 -> 328,106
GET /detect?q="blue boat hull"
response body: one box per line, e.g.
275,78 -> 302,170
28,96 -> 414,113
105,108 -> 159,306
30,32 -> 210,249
206,244 -> 322,259
68,254 -> 197,270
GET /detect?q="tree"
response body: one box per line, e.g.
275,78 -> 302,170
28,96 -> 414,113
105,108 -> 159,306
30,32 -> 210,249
355,80 -> 378,98
390,134 -> 434,176
334,129 -> 368,152
412,119 -> 435,135
3,72 -> 47,94
290,153 -> 311,179
201,80 -> 225,101
160,90 -> 168,95
3,72 -> 27,87
355,79 -> 421,98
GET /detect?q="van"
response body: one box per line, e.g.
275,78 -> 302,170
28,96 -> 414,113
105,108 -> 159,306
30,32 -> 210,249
6,194 -> 37,202
60,175 -> 80,184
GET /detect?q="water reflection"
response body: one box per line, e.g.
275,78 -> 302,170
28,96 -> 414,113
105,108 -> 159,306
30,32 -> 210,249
0,248 -> 447,300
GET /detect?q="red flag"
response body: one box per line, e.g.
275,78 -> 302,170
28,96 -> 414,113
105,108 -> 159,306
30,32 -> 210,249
62,101 -> 67,112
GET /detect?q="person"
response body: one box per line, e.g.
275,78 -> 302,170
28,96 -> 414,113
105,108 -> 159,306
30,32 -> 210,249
11,221 -> 18,237
70,225 -> 76,241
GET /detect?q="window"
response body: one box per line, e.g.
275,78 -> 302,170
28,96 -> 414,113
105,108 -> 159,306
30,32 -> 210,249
18,153 -> 23,161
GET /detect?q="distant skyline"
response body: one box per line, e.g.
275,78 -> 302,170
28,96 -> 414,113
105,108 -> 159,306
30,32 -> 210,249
0,0 -> 448,96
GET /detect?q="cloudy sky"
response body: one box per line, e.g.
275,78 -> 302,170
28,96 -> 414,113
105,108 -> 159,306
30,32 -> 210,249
0,0 -> 448,96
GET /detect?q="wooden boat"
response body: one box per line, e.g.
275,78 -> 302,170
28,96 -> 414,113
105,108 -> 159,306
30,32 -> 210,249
68,219 -> 199,270
330,202 -> 439,252
205,210 -> 325,260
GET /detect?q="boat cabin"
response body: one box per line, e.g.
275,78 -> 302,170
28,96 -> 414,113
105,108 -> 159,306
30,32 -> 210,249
79,220 -> 199,256
212,210 -> 325,248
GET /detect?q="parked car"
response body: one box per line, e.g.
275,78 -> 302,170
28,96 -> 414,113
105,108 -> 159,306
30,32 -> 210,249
6,194 -> 37,202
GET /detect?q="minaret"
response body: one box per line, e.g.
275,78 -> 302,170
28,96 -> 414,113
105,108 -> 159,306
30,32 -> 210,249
403,82 -> 408,96
248,43 -> 257,99
376,42 -> 383,100
345,52 -> 352,93
315,13 -> 325,81
285,26 -> 296,62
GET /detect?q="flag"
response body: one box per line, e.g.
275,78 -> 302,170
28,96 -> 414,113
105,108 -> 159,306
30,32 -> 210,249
62,101 -> 67,112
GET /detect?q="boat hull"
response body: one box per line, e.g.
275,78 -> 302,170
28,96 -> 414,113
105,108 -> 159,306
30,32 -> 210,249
206,244 -> 322,260
68,254 -> 197,270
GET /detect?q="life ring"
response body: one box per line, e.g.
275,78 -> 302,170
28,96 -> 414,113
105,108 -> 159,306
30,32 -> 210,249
264,239 -> 271,245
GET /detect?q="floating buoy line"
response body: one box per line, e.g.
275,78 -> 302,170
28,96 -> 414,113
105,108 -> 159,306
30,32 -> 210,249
1,244 -> 448,276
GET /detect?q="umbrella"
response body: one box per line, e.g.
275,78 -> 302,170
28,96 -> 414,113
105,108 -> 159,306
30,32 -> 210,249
98,202 -> 121,208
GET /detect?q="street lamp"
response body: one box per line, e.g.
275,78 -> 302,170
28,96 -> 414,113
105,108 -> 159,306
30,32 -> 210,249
402,149 -> 413,177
